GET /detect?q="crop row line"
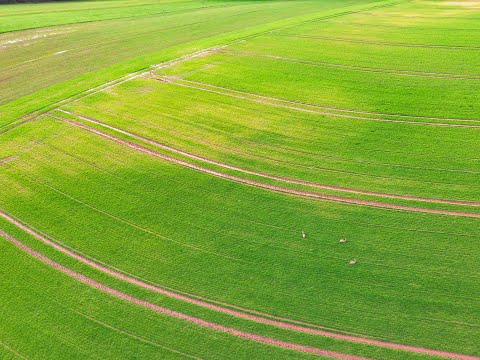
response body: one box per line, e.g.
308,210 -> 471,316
272,33 -> 480,50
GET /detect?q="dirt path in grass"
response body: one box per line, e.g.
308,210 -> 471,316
155,77 -> 480,128
0,210 -> 359,336
68,106 -> 480,170
53,113 -> 480,217
53,114 -> 480,218
0,157 -> 16,166
58,110 -> 480,208
0,229 -> 370,360
1,218 -> 479,359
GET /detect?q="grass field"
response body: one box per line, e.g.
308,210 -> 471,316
0,0 -> 479,359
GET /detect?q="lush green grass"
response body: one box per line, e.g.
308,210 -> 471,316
0,226 -> 330,360
0,189 -> 435,360
1,117 -> 479,356
158,47 -> 480,119
227,33 -> 480,74
0,0 -> 386,129
1,0 -> 347,104
62,77 -> 480,203
1,0 -> 479,358
0,0 -> 246,33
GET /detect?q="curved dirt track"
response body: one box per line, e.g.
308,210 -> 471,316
223,50 -> 480,80
58,110 -> 480,208
0,211 -> 360,336
275,33 -> 480,50
52,114 -> 480,218
2,212 -> 480,360
0,229 -> 369,360
156,77 -> 480,128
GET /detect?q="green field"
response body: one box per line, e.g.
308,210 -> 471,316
0,0 -> 479,359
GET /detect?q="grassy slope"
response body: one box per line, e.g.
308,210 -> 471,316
62,77 -> 480,202
1,117 -> 478,355
158,49 -> 480,120
0,0 -> 376,126
1,0 -> 479,358
0,0 -> 235,33
0,232 -> 327,360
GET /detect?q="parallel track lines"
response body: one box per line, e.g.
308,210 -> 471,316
153,77 -> 480,128
57,110 -> 480,208
51,114 -> 480,218
273,33 -> 480,50
2,213 -> 479,359
0,229 -> 370,360
221,50 -> 480,80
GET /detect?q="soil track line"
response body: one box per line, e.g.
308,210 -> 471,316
359,12 -> 480,20
172,78 -> 480,123
0,210 -> 371,337
1,221 -> 479,360
273,33 -> 480,50
315,20 -> 480,31
0,46 -> 224,136
52,114 -> 480,218
222,50 -> 480,80
0,230 -> 370,360
58,47 -> 225,109
0,157 -> 16,166
58,110 -> 480,208
153,78 -> 480,128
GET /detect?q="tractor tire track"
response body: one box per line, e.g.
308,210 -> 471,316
0,210 -> 373,337
0,46 -> 223,134
153,77 -> 480,128
360,13 -> 480,20
82,104 -> 480,167
51,114 -> 480,218
0,210 -> 358,336
172,78 -> 480,123
222,50 -> 480,80
57,110 -> 480,208
315,19 -> 480,31
274,33 -> 480,50
2,214 -> 479,359
0,229 -> 370,360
